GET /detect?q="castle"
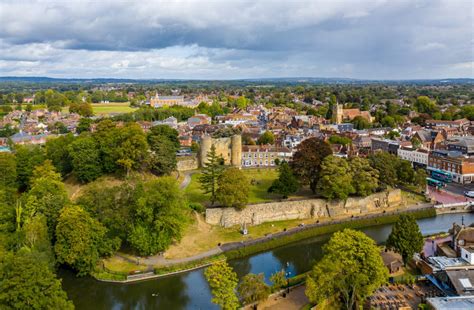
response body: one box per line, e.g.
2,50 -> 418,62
200,135 -> 242,167
332,103 -> 372,124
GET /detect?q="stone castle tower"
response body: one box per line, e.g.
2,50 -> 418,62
200,135 -> 242,168
332,103 -> 343,124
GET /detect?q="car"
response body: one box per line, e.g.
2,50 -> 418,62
464,191 -> 474,198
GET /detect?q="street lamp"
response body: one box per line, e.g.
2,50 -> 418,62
285,270 -> 291,294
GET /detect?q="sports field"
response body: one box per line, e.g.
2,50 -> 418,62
91,102 -> 137,115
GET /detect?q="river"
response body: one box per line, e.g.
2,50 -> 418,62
60,212 -> 474,310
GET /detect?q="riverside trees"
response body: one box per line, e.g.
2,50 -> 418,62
386,214 -> 424,265
306,229 -> 388,309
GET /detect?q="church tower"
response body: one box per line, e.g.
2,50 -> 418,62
332,103 -> 343,124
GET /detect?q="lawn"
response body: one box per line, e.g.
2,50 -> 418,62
184,168 -> 280,205
91,102 -> 137,115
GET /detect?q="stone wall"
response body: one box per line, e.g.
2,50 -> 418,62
177,156 -> 198,171
206,189 -> 403,227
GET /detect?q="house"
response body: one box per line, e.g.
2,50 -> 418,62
353,135 -> 372,149
371,138 -> 400,155
413,129 -> 445,149
381,250 -> 403,274
426,119 -> 470,131
241,145 -> 292,167
427,296 -> 474,310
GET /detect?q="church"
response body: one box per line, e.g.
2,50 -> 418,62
332,103 -> 373,124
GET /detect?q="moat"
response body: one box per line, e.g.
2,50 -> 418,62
60,213 -> 474,310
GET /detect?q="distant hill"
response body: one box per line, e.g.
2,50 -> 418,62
0,76 -> 472,85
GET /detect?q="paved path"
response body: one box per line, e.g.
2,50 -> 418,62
138,247 -> 223,266
246,285 -> 309,310
179,170 -> 196,189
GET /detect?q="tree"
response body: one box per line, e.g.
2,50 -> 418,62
204,261 -> 239,310
415,96 -> 438,115
397,160 -> 415,184
290,137 -> 332,193
55,205 -> 115,276
328,135 -> 352,145
0,152 -> 17,190
352,116 -> 371,129
411,137 -> 422,149
238,273 -> 271,305
147,125 -> 179,175
268,161 -> 299,198
306,229 -> 388,310
257,131 -> 275,145
68,135 -> 102,183
369,152 -> 398,187
24,161 -> 69,236
115,123 -> 149,175
127,177 -> 187,255
216,168 -> 249,209
350,157 -> 379,197
386,214 -> 424,265
14,145 -> 45,191
317,156 -> 354,200
76,117 -> 93,133
413,169 -> 427,190
270,269 -> 287,290
0,251 -> 74,309
45,133 -> 75,176
199,144 -> 225,205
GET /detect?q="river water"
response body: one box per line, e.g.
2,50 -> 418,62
60,213 -> 474,310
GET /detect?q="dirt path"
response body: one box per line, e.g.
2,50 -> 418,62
179,170 -> 196,189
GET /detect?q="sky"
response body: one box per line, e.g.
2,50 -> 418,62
0,0 -> 472,80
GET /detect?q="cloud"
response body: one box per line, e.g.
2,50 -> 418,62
0,0 -> 472,79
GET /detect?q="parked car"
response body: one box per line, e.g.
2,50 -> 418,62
464,191 -> 474,198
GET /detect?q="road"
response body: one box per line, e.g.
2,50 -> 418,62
444,182 -> 474,196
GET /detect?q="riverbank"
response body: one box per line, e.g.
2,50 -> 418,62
93,205 -> 436,282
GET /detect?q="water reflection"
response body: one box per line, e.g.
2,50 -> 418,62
61,213 -> 474,309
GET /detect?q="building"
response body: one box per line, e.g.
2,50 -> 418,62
371,138 -> 401,155
152,116 -> 178,129
187,114 -> 211,129
426,119 -> 470,130
216,113 -> 258,126
381,250 -> 403,274
332,103 -> 372,124
199,135 -> 242,167
428,150 -> 474,184
353,135 -> 372,149
427,296 -> 474,310
397,147 -> 429,168
447,137 -> 474,156
413,129 -> 445,149
241,145 -> 292,167
149,94 -> 185,107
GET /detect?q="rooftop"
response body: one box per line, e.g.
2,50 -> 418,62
427,296 -> 474,310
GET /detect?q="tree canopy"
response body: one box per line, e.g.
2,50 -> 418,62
238,273 -> 271,305
386,214 -> 424,264
306,229 -> 388,309
268,161 -> 299,198
317,156 -> 355,200
204,261 -> 239,310
216,168 -> 249,209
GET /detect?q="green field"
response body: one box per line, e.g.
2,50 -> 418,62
91,102 -> 137,115
185,168 -> 280,205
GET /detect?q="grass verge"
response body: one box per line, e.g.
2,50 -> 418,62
225,208 -> 436,260
154,254 -> 226,275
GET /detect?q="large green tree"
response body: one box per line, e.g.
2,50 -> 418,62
14,145 -> 45,191
45,133 -> 75,176
55,205 -> 115,276
268,161 -> 299,198
257,131 -> 275,145
147,125 -> 179,175
369,152 -> 398,187
386,214 -> 424,265
317,156 -> 355,200
290,137 -> 332,193
128,177 -> 187,255
306,229 -> 388,309
216,168 -> 249,209
68,135 -> 102,183
115,123 -> 149,175
0,250 -> 74,309
350,157 -> 379,197
238,273 -> 271,306
199,144 -> 225,205
24,161 -> 69,236
205,261 -> 239,310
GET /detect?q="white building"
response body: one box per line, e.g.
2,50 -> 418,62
397,147 -> 429,167
460,246 -> 474,265
241,145 -> 292,167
